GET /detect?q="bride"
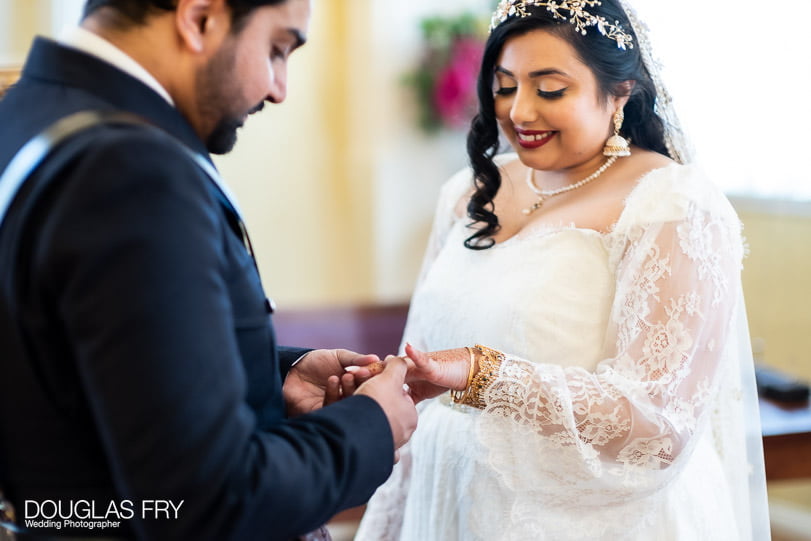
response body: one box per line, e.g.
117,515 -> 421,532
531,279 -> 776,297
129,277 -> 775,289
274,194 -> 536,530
354,0 -> 770,539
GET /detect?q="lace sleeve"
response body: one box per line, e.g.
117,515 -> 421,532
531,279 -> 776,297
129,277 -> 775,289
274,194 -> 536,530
477,197 -> 746,500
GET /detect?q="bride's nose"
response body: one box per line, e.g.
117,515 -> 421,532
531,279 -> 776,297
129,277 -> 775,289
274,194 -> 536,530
509,86 -> 540,125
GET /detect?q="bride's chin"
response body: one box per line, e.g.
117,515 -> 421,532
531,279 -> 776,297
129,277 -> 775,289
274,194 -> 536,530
516,152 -> 556,173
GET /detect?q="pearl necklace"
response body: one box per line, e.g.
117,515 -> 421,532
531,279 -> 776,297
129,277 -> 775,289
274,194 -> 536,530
522,155 -> 618,216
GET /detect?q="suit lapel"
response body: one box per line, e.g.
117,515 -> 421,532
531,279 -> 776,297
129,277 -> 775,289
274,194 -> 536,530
23,38 -> 247,222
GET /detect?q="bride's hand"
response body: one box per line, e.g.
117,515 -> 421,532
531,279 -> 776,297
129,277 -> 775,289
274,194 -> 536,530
402,343 -> 475,404
343,345 -> 476,404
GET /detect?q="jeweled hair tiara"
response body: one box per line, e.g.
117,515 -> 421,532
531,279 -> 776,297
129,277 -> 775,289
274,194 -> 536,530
490,0 -> 634,50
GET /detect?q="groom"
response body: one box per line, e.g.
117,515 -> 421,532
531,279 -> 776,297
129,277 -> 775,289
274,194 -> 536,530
0,0 -> 417,539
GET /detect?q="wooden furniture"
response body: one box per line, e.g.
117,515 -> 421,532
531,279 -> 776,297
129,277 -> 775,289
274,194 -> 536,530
760,397 -> 811,480
273,303 -> 410,359
0,67 -> 21,98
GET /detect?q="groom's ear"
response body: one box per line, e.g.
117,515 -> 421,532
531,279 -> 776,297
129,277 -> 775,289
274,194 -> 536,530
175,0 -> 230,54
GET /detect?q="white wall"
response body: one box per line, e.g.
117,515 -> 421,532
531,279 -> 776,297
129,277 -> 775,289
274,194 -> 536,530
48,0 -> 84,36
0,0 -> 12,65
365,0 -> 492,301
0,0 -> 84,65
633,0 -> 811,199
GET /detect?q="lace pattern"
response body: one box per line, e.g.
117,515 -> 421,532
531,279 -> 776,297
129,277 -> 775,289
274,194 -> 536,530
356,161 -> 768,540
474,173 -> 756,538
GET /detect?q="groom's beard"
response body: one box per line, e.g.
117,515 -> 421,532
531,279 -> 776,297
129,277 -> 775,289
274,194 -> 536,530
196,38 -> 266,156
206,101 -> 265,155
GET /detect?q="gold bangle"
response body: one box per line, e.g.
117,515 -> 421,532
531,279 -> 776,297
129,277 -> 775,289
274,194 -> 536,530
458,344 -> 504,409
450,346 -> 476,404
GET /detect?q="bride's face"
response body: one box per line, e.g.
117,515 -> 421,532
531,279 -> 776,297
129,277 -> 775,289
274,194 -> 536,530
493,29 -> 624,174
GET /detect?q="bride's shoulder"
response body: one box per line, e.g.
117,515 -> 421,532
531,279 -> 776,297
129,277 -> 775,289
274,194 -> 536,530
494,152 -> 520,167
443,152 -> 520,182
629,155 -> 718,203
619,154 -> 737,228
441,153 -> 521,218
438,161 -> 477,220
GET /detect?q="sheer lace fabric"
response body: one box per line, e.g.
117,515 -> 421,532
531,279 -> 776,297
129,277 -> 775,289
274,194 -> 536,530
355,158 -> 769,541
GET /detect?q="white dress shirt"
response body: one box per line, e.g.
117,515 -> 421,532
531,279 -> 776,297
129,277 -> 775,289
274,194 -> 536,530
59,26 -> 175,106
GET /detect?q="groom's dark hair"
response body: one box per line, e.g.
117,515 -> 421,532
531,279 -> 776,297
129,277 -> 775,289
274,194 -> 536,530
83,0 -> 287,32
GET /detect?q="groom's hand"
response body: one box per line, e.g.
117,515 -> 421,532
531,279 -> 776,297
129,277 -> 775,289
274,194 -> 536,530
283,349 -> 379,417
347,345 -> 473,404
355,356 -> 418,458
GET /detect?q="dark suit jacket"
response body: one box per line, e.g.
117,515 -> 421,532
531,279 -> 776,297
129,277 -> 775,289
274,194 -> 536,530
0,38 -> 393,541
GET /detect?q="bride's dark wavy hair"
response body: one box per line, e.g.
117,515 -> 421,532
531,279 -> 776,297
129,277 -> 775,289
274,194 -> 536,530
464,0 -> 670,249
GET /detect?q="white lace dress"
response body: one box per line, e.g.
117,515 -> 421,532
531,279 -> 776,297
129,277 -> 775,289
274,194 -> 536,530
355,158 -> 770,541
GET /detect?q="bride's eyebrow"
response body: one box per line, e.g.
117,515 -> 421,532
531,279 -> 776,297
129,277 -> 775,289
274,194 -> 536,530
495,66 -> 569,78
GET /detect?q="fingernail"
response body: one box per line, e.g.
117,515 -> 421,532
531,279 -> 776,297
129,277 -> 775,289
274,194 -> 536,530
344,366 -> 362,373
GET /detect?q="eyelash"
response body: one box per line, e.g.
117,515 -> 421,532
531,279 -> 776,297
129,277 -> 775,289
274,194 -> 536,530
271,46 -> 289,61
538,89 -> 566,99
494,87 -> 567,99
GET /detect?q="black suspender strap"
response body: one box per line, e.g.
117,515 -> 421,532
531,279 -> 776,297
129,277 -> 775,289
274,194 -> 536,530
0,111 -> 148,227
0,110 -> 254,255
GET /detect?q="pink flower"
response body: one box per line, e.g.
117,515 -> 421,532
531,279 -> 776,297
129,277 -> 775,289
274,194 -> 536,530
432,37 -> 483,129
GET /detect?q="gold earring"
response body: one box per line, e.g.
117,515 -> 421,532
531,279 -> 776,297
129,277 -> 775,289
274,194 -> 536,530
603,109 -> 631,157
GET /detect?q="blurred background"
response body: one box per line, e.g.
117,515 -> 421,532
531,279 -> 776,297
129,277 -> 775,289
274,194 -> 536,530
2,0 -> 810,538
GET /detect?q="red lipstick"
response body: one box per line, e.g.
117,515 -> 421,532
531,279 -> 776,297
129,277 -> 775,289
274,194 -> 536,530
515,128 -> 556,149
